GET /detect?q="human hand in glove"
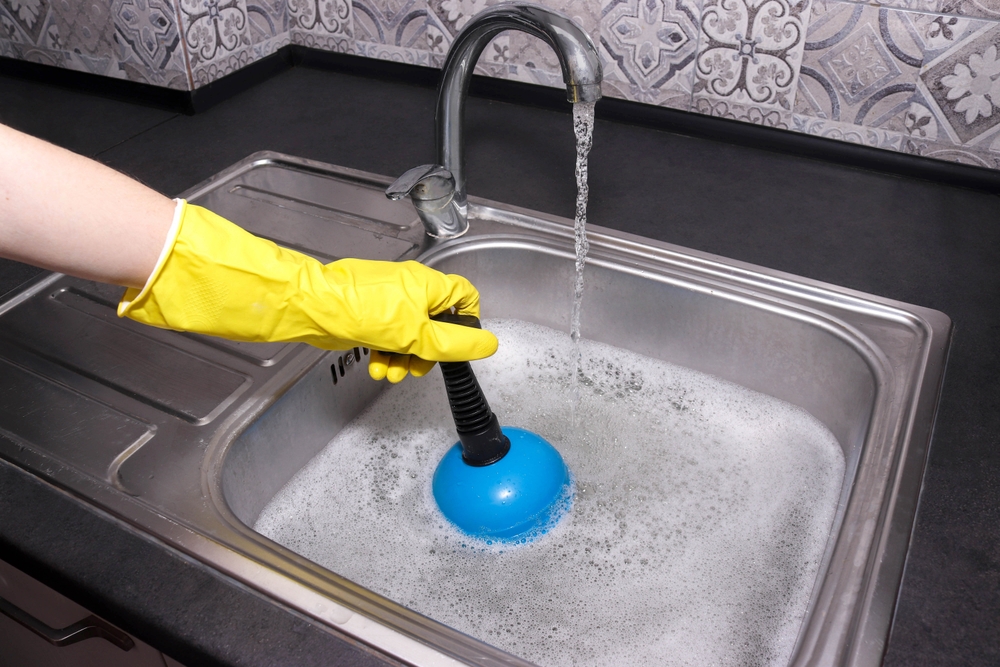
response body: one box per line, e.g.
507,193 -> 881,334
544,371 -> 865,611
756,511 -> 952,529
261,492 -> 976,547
118,201 -> 498,382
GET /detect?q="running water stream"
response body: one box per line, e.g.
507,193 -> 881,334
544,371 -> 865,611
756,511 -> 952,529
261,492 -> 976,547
570,101 -> 595,344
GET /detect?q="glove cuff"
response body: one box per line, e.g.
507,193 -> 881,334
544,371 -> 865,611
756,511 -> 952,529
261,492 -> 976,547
118,198 -> 186,317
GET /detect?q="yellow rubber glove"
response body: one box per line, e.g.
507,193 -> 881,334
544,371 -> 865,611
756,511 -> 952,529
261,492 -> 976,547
118,201 -> 497,382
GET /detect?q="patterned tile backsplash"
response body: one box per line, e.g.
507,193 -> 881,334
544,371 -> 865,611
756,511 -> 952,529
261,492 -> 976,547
6,0 -> 1000,169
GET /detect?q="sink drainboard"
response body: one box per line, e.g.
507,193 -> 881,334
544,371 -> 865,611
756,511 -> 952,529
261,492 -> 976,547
0,152 -> 951,667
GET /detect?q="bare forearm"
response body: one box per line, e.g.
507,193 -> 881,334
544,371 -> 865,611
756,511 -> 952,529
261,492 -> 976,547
0,123 -> 174,288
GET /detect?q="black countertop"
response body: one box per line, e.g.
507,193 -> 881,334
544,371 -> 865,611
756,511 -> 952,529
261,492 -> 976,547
0,65 -> 997,666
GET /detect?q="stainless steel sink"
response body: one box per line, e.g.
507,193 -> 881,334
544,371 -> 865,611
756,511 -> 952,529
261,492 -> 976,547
0,152 -> 951,667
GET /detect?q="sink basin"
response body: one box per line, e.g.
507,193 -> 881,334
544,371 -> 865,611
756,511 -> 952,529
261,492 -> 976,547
0,152 -> 950,667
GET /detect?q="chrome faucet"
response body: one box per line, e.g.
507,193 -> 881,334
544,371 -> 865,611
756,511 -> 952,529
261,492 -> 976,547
386,3 -> 602,239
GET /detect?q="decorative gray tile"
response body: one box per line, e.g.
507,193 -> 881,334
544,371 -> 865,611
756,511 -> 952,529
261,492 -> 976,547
600,0 -> 701,109
694,96 -> 792,125
0,37 -> 129,79
290,27 -> 352,50
118,60 -> 191,87
0,8 -> 19,44
193,49 -> 247,84
917,23 -> 1000,146
62,47 -> 125,76
694,0 -> 810,110
252,29 -> 289,55
477,32 -> 526,75
112,0 -> 189,89
879,94 -> 942,140
868,0 -> 943,13
427,0 -> 490,35
935,0 -> 1000,21
288,0 -> 352,37
10,43 -> 62,65
794,1 -> 924,130
0,37 -> 30,59
247,0 -> 287,44
111,0 -> 193,90
51,0 -> 114,57
791,112 -> 909,149
36,6 -> 59,48
0,0 -> 50,44
180,0 -> 293,87
906,9 -> 986,60
352,0 -> 438,54
193,28 -> 287,83
353,39 -> 441,65
899,133 -> 998,165
180,0 -> 250,64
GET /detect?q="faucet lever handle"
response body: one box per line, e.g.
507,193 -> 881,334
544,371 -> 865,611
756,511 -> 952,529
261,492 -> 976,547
386,164 -> 455,201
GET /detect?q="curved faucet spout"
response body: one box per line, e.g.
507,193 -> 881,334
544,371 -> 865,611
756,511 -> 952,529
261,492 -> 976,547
438,4 -> 603,233
387,3 -> 602,240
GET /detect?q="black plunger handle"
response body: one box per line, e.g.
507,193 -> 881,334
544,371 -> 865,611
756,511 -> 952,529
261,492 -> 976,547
432,312 -> 510,466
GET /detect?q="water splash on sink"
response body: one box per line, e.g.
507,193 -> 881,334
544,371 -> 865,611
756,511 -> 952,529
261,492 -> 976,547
255,319 -> 845,667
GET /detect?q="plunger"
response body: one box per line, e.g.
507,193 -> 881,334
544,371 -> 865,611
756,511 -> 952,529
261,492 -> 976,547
431,313 -> 572,542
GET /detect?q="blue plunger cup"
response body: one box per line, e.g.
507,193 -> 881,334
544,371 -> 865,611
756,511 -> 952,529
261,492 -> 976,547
430,314 -> 572,542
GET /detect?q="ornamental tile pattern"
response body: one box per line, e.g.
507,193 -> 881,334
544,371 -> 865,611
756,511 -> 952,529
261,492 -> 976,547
0,0 -> 51,44
601,0 -> 701,108
180,0 -> 250,62
52,0 -> 115,58
918,23 -> 1000,145
935,0 -> 1000,21
1,0 -> 190,88
288,0 -> 351,38
790,112 -> 909,149
113,0 -> 189,89
247,0 -> 288,44
352,0 -> 433,51
794,1 -> 925,131
21,0 -> 1000,169
290,28 -> 352,51
180,0 -> 296,86
694,96 -> 793,125
693,0 -> 810,110
113,0 -> 182,70
869,0 -> 943,13
900,133 -> 1000,165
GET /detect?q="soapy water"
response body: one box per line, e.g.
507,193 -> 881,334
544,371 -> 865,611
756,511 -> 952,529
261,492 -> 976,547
255,320 -> 845,667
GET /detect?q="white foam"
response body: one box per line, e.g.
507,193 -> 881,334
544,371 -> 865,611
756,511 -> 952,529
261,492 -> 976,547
255,320 -> 846,667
